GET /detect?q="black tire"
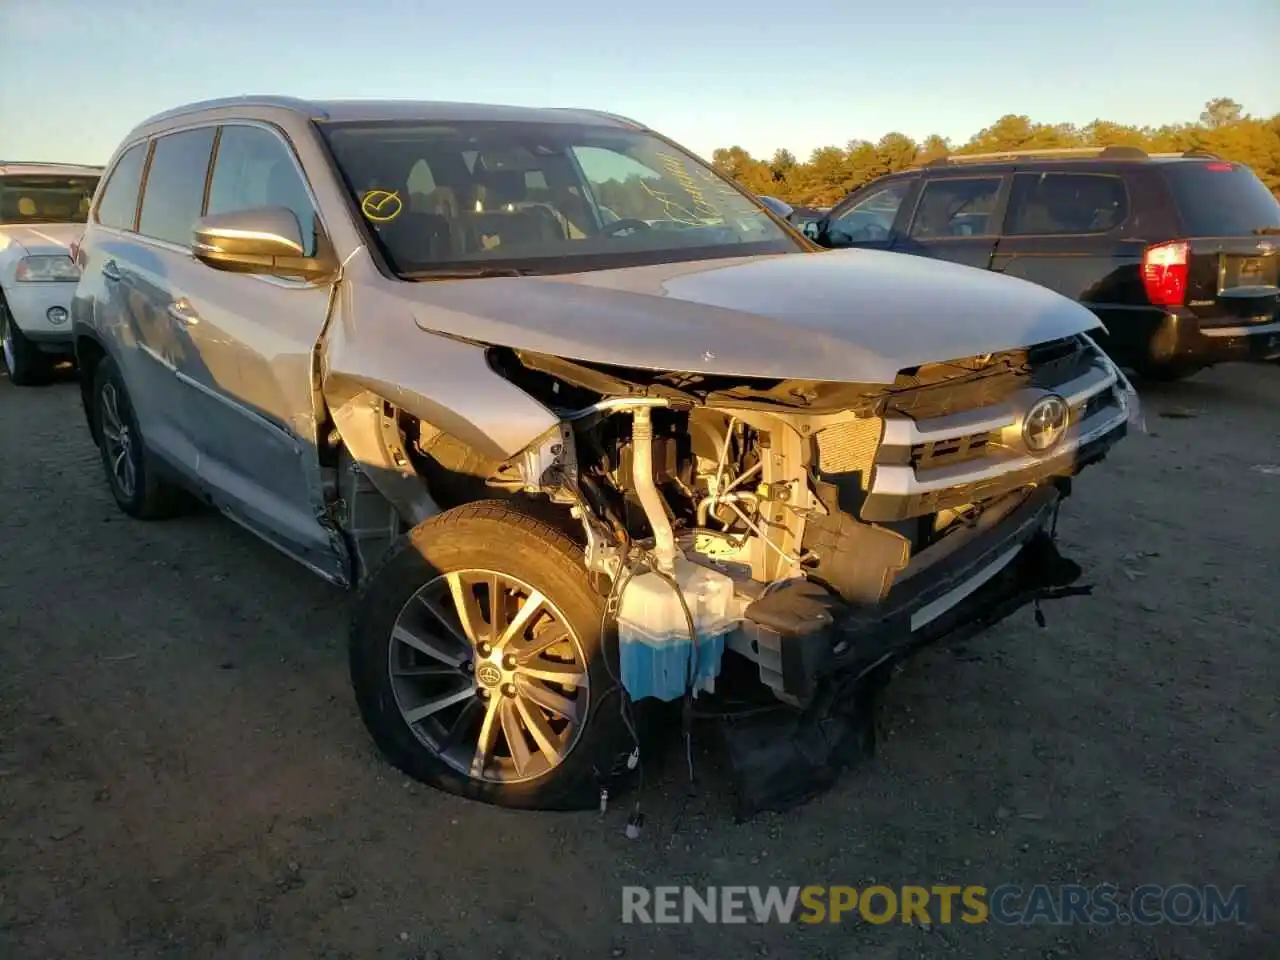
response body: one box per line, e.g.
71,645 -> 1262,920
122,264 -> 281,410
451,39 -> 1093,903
1131,360 -> 1203,383
350,501 -> 632,810
0,299 -> 53,386
91,355 -> 189,519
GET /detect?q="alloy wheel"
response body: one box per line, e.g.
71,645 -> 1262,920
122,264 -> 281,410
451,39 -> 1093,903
388,569 -> 590,784
99,382 -> 137,499
0,309 -> 14,374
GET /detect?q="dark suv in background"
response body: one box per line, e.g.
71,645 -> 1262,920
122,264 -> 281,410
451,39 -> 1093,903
805,147 -> 1280,380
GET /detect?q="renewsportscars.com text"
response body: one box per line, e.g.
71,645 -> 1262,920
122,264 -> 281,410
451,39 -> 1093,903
621,884 -> 1248,926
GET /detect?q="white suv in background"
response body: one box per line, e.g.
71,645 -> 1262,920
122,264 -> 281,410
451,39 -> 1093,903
0,162 -> 102,384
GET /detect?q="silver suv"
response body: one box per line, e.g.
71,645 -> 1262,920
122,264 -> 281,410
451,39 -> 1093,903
72,97 -> 1135,810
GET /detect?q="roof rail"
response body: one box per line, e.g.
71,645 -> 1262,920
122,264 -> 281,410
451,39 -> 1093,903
135,95 -> 325,130
0,160 -> 104,170
924,145 -> 1228,168
924,145 -> 1169,167
554,107 -> 646,128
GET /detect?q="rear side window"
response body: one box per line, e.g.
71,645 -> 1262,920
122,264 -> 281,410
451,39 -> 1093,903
1162,162 -> 1280,237
1005,172 -> 1128,235
909,177 -> 1002,238
96,143 -> 148,231
138,127 -> 216,247
207,124 -> 319,256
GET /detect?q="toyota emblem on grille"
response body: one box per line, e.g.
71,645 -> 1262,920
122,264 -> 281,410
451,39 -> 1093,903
1022,393 -> 1070,455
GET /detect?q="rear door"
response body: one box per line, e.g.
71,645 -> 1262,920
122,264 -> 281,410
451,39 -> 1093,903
131,125 -> 229,477
1160,160 -> 1280,324
990,169 -> 1140,329
892,173 -> 1009,270
77,140 -> 198,471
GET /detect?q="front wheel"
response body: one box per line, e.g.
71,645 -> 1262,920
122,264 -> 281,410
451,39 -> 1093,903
0,300 -> 53,386
349,501 -> 632,810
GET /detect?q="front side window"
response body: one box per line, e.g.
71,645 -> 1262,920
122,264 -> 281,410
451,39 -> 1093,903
137,127 -> 217,247
1005,172 -> 1129,235
826,181 -> 913,244
0,174 -> 99,225
909,177 -> 1003,239
317,119 -> 801,276
207,124 -> 320,257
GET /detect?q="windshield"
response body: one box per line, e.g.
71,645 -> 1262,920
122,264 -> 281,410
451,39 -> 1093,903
0,175 -> 100,225
317,120 -> 802,276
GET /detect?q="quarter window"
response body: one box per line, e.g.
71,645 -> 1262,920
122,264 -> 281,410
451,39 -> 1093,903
95,142 -> 148,231
207,125 -> 319,257
909,177 -> 1003,238
138,127 -> 217,246
1005,173 -> 1129,235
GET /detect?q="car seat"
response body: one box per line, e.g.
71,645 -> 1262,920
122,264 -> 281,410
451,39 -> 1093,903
466,170 -> 564,250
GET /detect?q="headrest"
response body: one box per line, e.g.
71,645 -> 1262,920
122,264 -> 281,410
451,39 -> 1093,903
478,170 -> 526,206
17,197 -> 36,216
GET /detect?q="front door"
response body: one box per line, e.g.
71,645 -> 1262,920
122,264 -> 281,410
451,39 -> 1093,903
129,120 -> 344,582
173,122 -> 343,581
892,174 -> 1008,270
821,179 -> 918,251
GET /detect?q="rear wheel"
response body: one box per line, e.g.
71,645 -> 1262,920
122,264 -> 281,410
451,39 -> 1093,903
0,299 -> 53,386
92,356 -> 189,519
350,501 -> 631,810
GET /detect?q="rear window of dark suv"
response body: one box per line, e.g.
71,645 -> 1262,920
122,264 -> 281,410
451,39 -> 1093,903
1160,161 -> 1280,237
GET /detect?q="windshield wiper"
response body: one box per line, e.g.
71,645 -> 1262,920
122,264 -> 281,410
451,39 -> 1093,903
1252,227 -> 1280,236
400,266 -> 532,280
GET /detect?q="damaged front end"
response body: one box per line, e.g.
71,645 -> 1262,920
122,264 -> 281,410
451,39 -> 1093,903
468,332 -> 1135,814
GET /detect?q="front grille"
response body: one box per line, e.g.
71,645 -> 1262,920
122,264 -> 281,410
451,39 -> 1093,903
884,336 -> 1096,421
910,431 -> 992,470
866,335 -> 1131,518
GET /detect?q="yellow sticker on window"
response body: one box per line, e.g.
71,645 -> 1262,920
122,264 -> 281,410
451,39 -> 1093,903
361,189 -> 403,223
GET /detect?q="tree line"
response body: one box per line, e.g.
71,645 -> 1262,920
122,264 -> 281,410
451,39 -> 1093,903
709,98 -> 1280,208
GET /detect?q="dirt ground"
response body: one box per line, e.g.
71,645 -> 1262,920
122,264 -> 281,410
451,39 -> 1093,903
1,361 -> 1277,960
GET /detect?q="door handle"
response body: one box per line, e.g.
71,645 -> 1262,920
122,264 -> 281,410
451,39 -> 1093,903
167,300 -> 200,325
101,260 -> 121,282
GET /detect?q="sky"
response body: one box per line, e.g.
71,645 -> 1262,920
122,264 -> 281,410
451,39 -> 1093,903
2,0 -> 1278,167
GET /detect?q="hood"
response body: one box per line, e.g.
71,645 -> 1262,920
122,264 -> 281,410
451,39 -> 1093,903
405,248 -> 1102,384
0,222 -> 82,256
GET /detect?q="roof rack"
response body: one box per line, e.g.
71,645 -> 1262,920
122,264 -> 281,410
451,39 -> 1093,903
135,95 -> 324,130
924,145 -> 1222,167
0,160 -> 104,169
557,108 -> 646,129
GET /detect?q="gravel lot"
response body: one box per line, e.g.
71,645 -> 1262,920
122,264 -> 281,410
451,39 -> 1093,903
1,362 -> 1277,960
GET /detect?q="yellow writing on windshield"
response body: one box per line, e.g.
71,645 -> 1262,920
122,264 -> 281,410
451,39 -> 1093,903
361,190 -> 403,223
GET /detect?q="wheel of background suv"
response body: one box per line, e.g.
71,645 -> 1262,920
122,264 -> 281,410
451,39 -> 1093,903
0,297 -> 53,386
1132,360 -> 1203,383
350,501 -> 630,810
91,355 -> 189,519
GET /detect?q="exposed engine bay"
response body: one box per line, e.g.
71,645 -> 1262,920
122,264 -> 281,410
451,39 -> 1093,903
395,334 -> 1134,719
371,333 -> 1135,815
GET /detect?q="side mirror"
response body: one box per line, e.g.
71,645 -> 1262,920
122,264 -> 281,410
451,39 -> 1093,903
193,207 -> 333,281
802,219 -> 825,243
757,195 -> 794,221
